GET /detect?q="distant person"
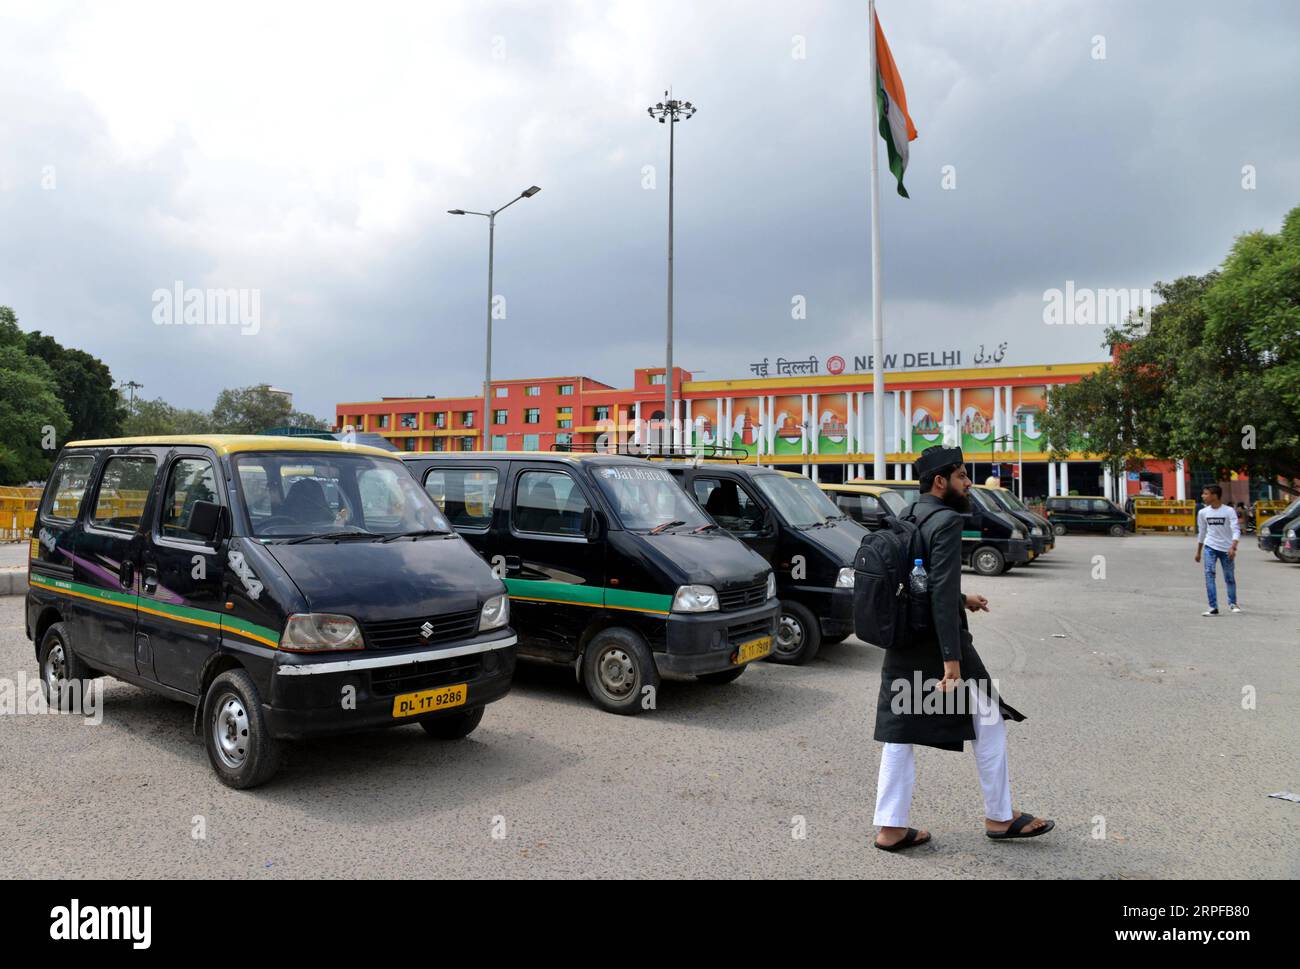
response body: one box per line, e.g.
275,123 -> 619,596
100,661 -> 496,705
1195,485 -> 1241,616
872,444 -> 1053,851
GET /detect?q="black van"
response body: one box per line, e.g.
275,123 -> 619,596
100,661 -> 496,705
1044,496 -> 1135,536
27,436 -> 516,788
851,478 -> 1032,576
400,452 -> 778,714
975,485 -> 1053,557
1257,498 -> 1300,561
658,463 -> 867,665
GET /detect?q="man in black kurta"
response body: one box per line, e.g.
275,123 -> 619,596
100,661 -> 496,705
872,445 -> 1054,850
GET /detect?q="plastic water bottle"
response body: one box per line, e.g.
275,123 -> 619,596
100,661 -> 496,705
909,559 -> 928,595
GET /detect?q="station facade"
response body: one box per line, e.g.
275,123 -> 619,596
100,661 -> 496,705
336,361 -> 1193,502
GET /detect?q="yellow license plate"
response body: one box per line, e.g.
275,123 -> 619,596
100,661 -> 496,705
735,636 -> 773,665
392,683 -> 468,718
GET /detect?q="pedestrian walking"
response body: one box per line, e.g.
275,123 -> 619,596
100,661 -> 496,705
1196,485 -> 1241,616
872,444 -> 1054,851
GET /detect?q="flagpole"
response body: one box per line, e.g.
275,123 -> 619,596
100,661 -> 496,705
868,0 -> 886,480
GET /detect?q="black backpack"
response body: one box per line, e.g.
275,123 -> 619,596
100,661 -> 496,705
852,502 -> 953,650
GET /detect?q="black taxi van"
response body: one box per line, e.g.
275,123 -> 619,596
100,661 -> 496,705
850,478 -> 1032,576
975,485 -> 1053,557
27,436 -> 516,788
659,463 -> 868,665
1043,495 -> 1135,536
400,452 -> 778,715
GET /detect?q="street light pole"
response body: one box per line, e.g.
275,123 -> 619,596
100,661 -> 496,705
448,185 -> 541,450
648,92 -> 696,451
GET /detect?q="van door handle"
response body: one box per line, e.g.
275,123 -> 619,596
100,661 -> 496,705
504,555 -> 522,574
120,561 -> 135,589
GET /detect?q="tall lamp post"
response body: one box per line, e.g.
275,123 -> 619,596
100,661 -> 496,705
448,185 -> 541,450
647,92 -> 696,451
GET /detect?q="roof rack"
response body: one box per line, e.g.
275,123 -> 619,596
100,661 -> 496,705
550,442 -> 750,463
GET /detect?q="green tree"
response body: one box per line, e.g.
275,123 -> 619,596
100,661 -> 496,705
24,331 -> 125,441
209,384 -> 328,434
122,397 -> 212,437
0,343 -> 71,484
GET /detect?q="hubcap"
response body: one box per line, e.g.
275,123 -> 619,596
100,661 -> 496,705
43,642 -> 67,698
212,692 -> 250,769
776,614 -> 804,655
596,647 -> 636,699
976,550 -> 999,573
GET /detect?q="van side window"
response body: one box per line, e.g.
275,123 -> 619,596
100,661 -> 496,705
693,478 -> 763,532
839,494 -> 880,519
1090,499 -> 1112,513
161,457 -> 219,541
514,470 -> 588,535
41,454 -> 96,521
91,456 -> 158,531
424,468 -> 498,529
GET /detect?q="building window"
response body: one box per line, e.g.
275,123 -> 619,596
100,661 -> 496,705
432,412 -> 446,429
556,433 -> 572,447
491,435 -> 507,451
403,437 -> 418,451
399,413 -> 418,429
493,409 -> 508,425
524,408 -> 541,424
558,384 -> 574,395
461,411 -> 475,428
433,438 -> 445,452
557,419 -> 573,429
649,373 -> 665,385
525,386 -> 541,397
593,405 -> 610,422
495,386 -> 509,398
377,414 -> 390,429
523,434 -> 540,451
460,436 -> 476,452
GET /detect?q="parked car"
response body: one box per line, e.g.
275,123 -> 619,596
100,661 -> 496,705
975,485 -> 1053,556
27,435 -> 516,788
1257,498 -> 1300,562
401,452 -> 778,713
1043,495 -> 1135,536
819,482 -> 910,530
660,463 -> 868,664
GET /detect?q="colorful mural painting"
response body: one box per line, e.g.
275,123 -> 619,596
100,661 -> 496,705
1010,385 -> 1047,452
691,399 -> 719,447
960,388 -> 996,452
910,389 -> 945,447
729,396 -> 764,456
771,395 -> 804,456
816,394 -> 849,454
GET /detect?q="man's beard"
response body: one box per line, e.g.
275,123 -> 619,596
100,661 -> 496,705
941,486 -> 971,513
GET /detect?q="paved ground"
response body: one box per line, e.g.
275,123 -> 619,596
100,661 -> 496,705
1,535 -> 1295,879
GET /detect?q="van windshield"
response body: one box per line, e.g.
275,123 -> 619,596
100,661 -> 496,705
593,465 -> 710,532
877,490 -> 908,516
233,452 -> 451,540
987,487 -> 1028,512
784,475 -> 848,522
753,474 -> 831,529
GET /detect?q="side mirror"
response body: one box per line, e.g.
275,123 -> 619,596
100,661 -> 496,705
187,500 -> 224,544
762,508 -> 778,536
582,507 -> 604,542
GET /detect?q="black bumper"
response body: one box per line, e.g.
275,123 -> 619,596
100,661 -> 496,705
786,584 -> 855,637
1001,539 -> 1032,565
656,600 -> 779,676
1257,535 -> 1280,552
264,638 -> 517,739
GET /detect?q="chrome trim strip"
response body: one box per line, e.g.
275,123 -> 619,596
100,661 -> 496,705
275,634 -> 517,675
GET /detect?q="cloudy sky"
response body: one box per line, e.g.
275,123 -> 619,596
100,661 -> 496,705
2,0 -> 1298,419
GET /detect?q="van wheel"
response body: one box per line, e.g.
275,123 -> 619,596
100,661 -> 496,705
972,546 -> 1005,576
770,600 -> 821,665
203,669 -> 281,789
38,623 -> 92,712
1108,524 -> 1126,537
1052,523 -> 1067,536
582,627 -> 660,715
420,706 -> 484,739
697,666 -> 746,685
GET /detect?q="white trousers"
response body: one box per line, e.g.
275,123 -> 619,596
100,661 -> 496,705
873,684 -> 1013,826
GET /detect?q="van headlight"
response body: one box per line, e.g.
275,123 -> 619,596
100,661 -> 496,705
672,585 -> 719,613
1030,525 -> 1043,537
1012,526 -> 1026,540
479,593 -> 510,631
1261,525 -> 1271,536
280,613 -> 364,652
836,567 -> 855,588
766,573 -> 777,600
1287,528 -> 1297,539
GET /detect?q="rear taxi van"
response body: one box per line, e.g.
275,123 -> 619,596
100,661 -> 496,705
26,436 -> 516,788
401,451 -> 778,715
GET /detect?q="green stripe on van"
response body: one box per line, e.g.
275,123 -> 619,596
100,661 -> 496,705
502,578 -> 673,616
961,530 -> 981,539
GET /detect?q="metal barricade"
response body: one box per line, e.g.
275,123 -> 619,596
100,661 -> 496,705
0,487 -> 42,542
1133,497 -> 1196,533
1254,500 -> 1288,532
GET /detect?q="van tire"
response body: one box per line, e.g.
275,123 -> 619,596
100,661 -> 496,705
697,666 -> 746,685
1108,524 -> 1126,537
769,600 -> 821,665
582,627 -> 660,715
1052,523 -> 1067,536
972,546 -> 1005,577
203,669 -> 281,789
420,705 -> 484,739
38,623 -> 93,713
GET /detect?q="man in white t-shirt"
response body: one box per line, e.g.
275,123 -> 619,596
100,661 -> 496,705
1195,484 -> 1241,616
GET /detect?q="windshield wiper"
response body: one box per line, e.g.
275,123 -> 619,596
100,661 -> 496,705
379,529 -> 453,543
692,522 -> 719,533
281,530 -> 378,544
648,520 -> 687,535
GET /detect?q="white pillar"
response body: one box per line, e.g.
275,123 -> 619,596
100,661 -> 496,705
845,391 -> 855,455
904,389 -> 913,455
1103,465 -> 1114,502
684,398 -> 693,451
634,400 -> 643,446
811,464 -> 820,482
810,393 -> 820,455
859,392 -> 868,457
1175,459 -> 1186,500
1060,461 -> 1070,496
1048,461 -> 1057,497
951,387 -> 962,448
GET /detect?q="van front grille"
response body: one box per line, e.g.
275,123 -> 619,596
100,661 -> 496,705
717,583 -> 768,611
362,608 -> 480,649
370,655 -> 483,697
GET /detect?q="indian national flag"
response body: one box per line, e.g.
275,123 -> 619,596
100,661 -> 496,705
874,13 -> 917,197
